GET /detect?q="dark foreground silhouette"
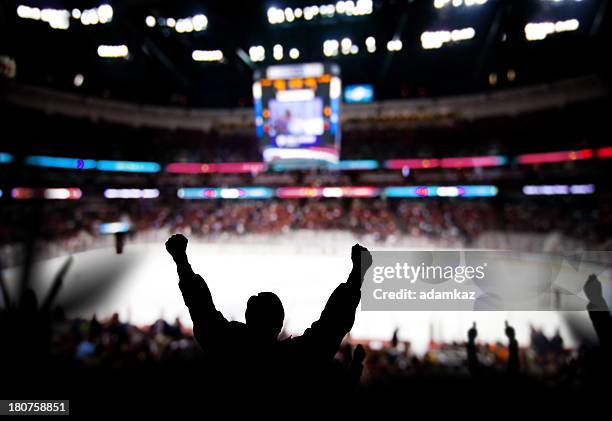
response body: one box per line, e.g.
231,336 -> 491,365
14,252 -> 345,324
1,234 -> 610,413
165,233 -> 370,400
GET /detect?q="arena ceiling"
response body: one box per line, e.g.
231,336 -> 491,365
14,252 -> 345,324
1,0 -> 609,108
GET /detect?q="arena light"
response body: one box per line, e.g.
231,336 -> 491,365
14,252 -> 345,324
17,5 -> 70,30
330,77 -> 342,99
177,187 -> 274,200
434,0 -> 488,9
166,162 -> 265,174
97,45 -> 129,58
79,5 -> 113,26
11,187 -> 82,200
289,48 -> 300,59
323,39 -> 340,57
0,152 -> 13,163
386,39 -> 403,52
99,221 -> 131,234
73,74 -> 84,87
192,14 -> 208,31
341,38 -> 352,55
328,160 -> 379,170
270,1 -> 371,23
213,162 -> 265,174
275,186 -> 380,199
516,149 -> 593,164
148,13 -> 207,33
249,46 -> 265,62
104,189 -> 160,199
265,63 -> 325,79
384,185 -> 498,198
273,44 -> 284,61
96,4 -> 113,23
285,8 -> 295,22
11,188 -> 35,200
276,89 -> 315,102
168,160 -> 378,173
322,186 -> 380,198
96,160 -> 160,173
440,155 -> 507,168
522,184 -> 595,196
365,36 -> 376,53
175,18 -> 193,33
17,5 -> 41,20
597,147 -> 612,158
421,27 -> 475,49
344,84 -> 374,103
524,19 -> 579,41
267,7 -> 285,24
384,187 -> 423,198
80,9 -> 98,25
252,82 -> 262,101
44,188 -> 83,200
192,50 -> 224,62
385,159 -> 441,169
26,155 -> 97,170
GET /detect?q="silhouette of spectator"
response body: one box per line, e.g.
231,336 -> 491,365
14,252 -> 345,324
466,321 -> 519,376
505,321 -> 520,375
584,274 -> 611,350
467,322 -> 479,376
529,324 -> 550,357
550,328 -> 564,357
165,233 -> 372,398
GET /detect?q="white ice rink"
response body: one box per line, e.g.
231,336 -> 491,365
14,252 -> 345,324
4,233 -> 600,354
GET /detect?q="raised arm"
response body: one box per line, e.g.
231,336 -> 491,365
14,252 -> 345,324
165,234 -> 227,344
505,321 -> 520,375
467,322 -> 480,376
301,244 -> 373,358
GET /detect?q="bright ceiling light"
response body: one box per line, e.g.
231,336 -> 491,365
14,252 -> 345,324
386,39 -> 402,51
97,44 -> 129,58
249,45 -> 265,62
97,4 -> 113,24
273,44 -> 283,60
192,50 -> 223,62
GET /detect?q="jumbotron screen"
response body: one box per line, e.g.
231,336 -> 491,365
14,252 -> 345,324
253,63 -> 341,168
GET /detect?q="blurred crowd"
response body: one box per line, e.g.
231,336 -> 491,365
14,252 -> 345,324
1,199 -> 611,252
40,312 -> 588,390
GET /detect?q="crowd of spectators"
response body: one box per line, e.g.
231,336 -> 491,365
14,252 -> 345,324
40,311 -> 586,390
1,199 -> 611,250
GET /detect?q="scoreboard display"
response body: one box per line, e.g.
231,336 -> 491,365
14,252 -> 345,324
253,63 -> 341,168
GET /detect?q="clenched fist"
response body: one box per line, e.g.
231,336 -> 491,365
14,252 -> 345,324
468,322 -> 477,341
351,243 -> 372,271
504,321 -> 516,340
166,234 -> 188,260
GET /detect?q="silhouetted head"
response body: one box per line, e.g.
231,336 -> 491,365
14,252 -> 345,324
245,292 -> 284,340
21,289 -> 38,314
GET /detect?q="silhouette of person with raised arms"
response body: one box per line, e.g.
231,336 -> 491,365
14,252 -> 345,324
466,320 -> 519,376
165,233 -> 372,400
